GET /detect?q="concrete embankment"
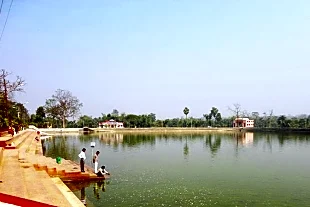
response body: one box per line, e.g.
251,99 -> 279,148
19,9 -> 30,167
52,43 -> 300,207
0,147 -> 3,166
0,130 -> 85,207
38,128 -> 80,133
244,127 -> 310,134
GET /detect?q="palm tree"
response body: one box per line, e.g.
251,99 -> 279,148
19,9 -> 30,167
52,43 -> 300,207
209,107 -> 219,127
183,107 -> 189,119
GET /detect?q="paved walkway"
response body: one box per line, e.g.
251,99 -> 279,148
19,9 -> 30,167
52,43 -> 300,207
0,130 -> 85,207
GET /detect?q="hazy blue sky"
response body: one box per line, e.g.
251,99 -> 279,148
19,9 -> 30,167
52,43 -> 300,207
0,0 -> 309,119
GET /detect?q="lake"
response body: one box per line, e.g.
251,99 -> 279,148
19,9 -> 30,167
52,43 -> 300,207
42,132 -> 310,207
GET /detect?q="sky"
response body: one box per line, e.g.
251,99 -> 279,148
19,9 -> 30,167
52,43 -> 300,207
0,0 -> 309,119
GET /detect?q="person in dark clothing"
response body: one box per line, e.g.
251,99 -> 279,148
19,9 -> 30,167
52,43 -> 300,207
96,166 -> 110,177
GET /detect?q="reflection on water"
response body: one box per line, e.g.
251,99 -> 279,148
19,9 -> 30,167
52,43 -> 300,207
80,187 -> 86,206
183,135 -> 190,159
232,132 -> 254,147
205,134 -> 222,156
99,133 -> 124,145
65,180 -> 110,206
43,132 -> 310,207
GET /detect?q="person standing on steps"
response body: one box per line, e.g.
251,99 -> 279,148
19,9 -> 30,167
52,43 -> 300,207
79,148 -> 87,172
93,151 -> 100,173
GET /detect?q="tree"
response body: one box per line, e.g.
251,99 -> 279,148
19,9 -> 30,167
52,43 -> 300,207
77,115 -> 95,128
210,107 -> 219,118
206,107 -> 222,127
209,107 -> 219,127
215,113 -> 222,126
148,113 -> 156,126
0,69 -> 26,127
124,114 -> 139,128
44,89 -> 83,128
33,106 -> 46,127
36,106 -> 45,120
183,107 -> 189,119
203,113 -> 211,126
277,115 -> 289,128
228,103 -> 242,118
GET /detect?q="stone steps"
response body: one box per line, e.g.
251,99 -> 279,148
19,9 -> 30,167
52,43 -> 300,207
18,131 -> 38,161
3,131 -> 32,149
0,130 -> 86,206
0,150 -> 28,198
28,154 -> 90,179
22,165 -> 55,204
36,171 -> 76,206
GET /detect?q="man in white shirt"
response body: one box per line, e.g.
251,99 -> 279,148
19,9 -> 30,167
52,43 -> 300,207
78,148 -> 86,172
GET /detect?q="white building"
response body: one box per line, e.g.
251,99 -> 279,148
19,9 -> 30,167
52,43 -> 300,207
98,119 -> 124,128
233,118 -> 254,128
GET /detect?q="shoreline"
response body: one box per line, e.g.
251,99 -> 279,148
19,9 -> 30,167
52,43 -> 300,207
37,127 -> 310,134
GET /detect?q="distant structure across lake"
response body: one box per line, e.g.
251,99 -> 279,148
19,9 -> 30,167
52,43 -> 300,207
233,118 -> 254,128
98,119 -> 124,128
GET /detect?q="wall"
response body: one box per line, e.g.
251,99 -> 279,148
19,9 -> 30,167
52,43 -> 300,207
0,147 -> 3,166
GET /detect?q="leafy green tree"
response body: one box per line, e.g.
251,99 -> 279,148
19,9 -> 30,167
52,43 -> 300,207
77,115 -> 96,127
29,106 -> 46,127
210,107 -> 219,118
221,117 -> 233,127
36,106 -> 45,119
209,107 -> 219,126
8,102 -> 29,128
124,114 -> 139,128
277,115 -> 289,128
215,113 -> 222,126
203,114 -> 211,126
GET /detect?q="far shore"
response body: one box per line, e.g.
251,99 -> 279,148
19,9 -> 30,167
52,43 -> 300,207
38,127 -> 236,135
37,127 -> 310,134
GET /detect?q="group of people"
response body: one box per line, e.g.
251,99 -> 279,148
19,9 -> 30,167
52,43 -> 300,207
78,148 -> 110,177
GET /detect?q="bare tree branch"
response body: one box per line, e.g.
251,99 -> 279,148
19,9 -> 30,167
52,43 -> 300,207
0,69 -> 26,99
228,103 -> 242,118
45,89 -> 83,128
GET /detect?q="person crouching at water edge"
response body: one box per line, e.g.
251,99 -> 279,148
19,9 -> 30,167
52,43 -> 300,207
96,166 -> 110,177
93,151 -> 100,173
78,148 -> 86,172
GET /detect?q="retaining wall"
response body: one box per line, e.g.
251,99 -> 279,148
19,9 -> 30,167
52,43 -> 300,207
0,147 -> 3,166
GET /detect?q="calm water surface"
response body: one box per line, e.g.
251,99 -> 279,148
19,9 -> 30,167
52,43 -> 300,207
42,132 -> 310,207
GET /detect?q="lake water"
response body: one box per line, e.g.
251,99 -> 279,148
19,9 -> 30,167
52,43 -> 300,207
42,132 -> 310,207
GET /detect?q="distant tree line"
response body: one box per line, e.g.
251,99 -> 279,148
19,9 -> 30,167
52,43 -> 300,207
1,69 -> 309,131
30,102 -> 310,129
